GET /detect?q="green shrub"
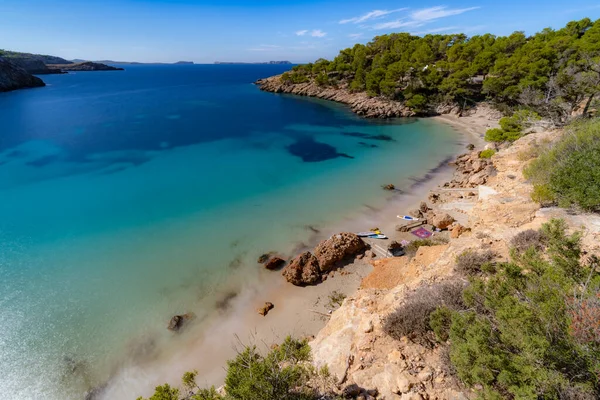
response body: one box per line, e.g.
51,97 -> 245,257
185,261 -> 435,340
524,118 -> 600,211
138,337 -> 317,400
479,149 -> 496,159
485,110 -> 541,142
440,219 -> 600,399
455,249 -> 496,275
405,94 -> 428,113
383,281 -> 465,346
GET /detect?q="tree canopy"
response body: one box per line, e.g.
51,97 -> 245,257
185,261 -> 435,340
282,19 -> 600,121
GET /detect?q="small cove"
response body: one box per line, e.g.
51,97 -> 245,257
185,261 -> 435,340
0,65 -> 465,399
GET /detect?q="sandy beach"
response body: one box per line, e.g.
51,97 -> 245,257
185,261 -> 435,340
101,114 -> 491,399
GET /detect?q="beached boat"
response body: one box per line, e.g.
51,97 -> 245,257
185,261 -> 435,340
397,215 -> 419,221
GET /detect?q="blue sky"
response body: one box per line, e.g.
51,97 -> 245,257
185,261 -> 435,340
1,0 -> 600,63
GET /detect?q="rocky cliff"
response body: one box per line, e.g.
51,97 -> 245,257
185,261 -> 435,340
256,75 -> 416,118
308,127 -> 600,399
0,57 -> 45,92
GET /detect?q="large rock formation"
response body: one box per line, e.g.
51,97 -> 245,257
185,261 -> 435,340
282,252 -> 322,286
6,57 -> 62,75
256,75 -> 415,119
0,57 -> 45,92
314,232 -> 366,272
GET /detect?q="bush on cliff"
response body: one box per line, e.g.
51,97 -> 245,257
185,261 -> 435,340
435,219 -> 600,399
524,118 -> 600,211
137,336 -> 326,400
484,109 -> 541,142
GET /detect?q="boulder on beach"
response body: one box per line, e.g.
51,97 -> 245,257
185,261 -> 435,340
314,232 -> 366,272
257,302 -> 274,316
167,312 -> 195,332
282,252 -> 322,286
431,212 -> 455,230
264,256 -> 286,270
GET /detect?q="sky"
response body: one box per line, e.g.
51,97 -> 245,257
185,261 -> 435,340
1,0 -> 600,63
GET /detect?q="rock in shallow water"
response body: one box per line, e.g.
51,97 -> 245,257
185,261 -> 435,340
167,312 -> 195,332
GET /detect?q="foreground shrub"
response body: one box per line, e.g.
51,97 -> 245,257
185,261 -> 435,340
455,249 -> 495,275
441,219 -> 600,399
383,281 -> 465,346
524,118 -> 600,211
138,337 -> 320,400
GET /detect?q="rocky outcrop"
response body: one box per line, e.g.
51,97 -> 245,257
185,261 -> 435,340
257,302 -> 274,316
445,151 -> 495,188
264,256 -> 286,270
256,75 -> 416,119
167,312 -> 195,332
282,252 -> 322,286
0,57 -> 45,92
47,62 -> 124,72
430,212 -> 455,230
314,233 -> 366,272
6,57 -> 63,75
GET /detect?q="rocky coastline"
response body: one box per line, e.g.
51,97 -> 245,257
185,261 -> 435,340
0,57 -> 45,92
256,75 -> 419,119
47,62 -> 125,72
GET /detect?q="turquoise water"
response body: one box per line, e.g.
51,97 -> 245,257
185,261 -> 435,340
0,65 -> 463,399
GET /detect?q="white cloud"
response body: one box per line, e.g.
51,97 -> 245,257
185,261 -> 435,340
339,8 -> 407,24
311,29 -> 327,37
295,30 -> 308,36
371,5 -> 479,30
410,6 -> 479,22
348,33 -> 363,39
410,26 -> 459,35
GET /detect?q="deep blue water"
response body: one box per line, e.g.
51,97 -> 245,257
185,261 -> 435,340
0,65 -> 463,400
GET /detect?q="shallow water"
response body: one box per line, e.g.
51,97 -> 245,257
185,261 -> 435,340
0,65 -> 463,399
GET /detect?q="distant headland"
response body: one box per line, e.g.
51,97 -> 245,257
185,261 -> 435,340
214,61 -> 292,65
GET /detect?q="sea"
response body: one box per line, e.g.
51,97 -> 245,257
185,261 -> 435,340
0,64 -> 464,400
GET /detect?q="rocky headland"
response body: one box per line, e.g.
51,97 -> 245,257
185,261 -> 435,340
0,57 -> 45,92
46,62 -> 124,72
256,75 -> 419,118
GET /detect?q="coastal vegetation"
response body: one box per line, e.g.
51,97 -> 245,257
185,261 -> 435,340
137,337 -> 335,400
525,118 -> 600,211
279,19 -> 600,121
384,219 -> 600,399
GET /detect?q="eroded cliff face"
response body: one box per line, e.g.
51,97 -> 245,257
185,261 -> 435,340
256,75 -> 416,118
0,57 -> 45,92
309,127 -> 600,399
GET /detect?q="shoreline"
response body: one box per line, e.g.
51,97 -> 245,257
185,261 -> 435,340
102,112 -> 488,400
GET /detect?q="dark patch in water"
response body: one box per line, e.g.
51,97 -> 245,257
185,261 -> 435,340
409,156 -> 454,189
216,291 -> 239,311
5,149 -> 26,158
305,225 -> 320,234
286,137 -> 353,162
342,132 -> 394,142
26,155 -> 60,167
358,141 -> 378,148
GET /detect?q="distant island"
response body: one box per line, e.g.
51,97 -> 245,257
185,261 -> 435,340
72,59 -> 194,65
214,61 -> 291,65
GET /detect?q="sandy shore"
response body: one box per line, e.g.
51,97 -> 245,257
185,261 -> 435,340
101,113 -> 493,400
